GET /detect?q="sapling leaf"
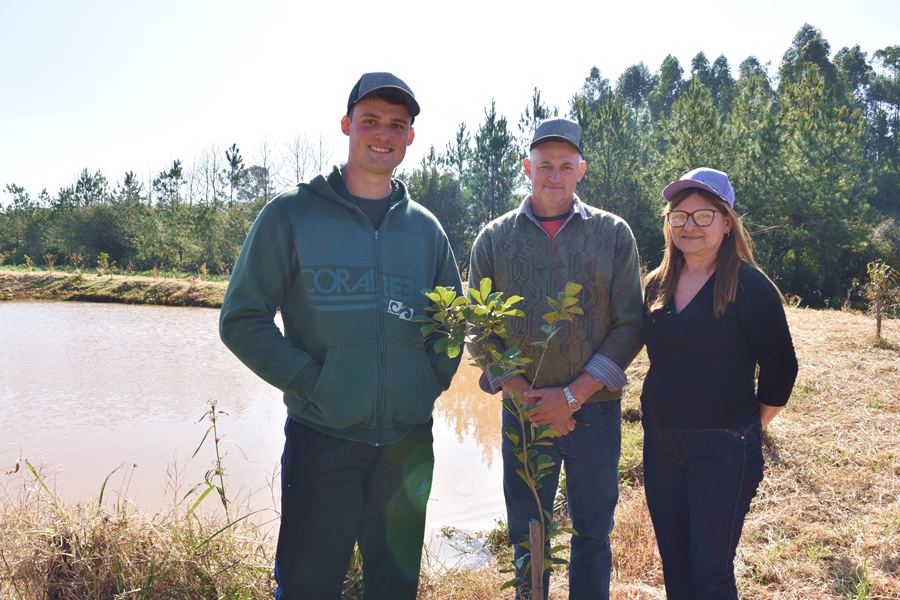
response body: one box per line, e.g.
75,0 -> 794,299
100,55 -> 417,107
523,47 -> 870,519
565,282 -> 583,296
451,295 -> 470,307
501,348 -> 521,360
446,342 -> 461,358
480,278 -> 492,302
505,427 -> 520,446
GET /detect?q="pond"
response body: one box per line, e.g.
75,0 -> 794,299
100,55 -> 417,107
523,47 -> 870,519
0,301 -> 505,555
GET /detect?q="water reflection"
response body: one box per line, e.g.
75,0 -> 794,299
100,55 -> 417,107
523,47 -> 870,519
0,301 -> 504,538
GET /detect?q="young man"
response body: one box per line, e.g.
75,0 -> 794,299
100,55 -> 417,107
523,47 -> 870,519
219,72 -> 462,599
469,118 -> 643,599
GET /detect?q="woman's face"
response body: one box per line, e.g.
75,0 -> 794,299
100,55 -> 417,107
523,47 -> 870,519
669,192 -> 733,262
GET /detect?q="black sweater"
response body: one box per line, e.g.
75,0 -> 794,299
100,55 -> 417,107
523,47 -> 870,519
641,262 -> 798,429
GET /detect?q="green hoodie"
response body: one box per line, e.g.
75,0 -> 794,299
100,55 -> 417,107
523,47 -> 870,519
220,167 -> 462,445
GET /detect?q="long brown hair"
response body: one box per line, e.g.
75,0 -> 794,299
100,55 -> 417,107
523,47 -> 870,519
645,187 -> 778,317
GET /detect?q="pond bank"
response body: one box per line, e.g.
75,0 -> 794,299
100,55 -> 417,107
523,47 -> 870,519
0,270 -> 226,307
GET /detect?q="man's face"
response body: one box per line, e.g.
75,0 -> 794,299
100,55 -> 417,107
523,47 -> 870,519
524,141 -> 586,216
341,97 -> 415,178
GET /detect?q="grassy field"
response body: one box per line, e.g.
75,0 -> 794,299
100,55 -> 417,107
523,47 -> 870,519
1,305 -> 898,599
0,267 -> 227,307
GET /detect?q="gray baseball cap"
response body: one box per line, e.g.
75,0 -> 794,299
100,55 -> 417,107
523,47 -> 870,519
347,72 -> 420,120
530,118 -> 583,153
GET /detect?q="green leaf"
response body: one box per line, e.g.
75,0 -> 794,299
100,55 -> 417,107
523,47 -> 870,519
446,342 -> 460,358
434,337 -> 449,353
188,485 -> 215,515
500,348 -> 521,360
546,297 -> 561,311
568,306 -> 584,315
479,278 -> 492,302
539,324 -> 554,334
504,295 -> 524,306
561,297 -> 579,308
565,282 -> 583,297
488,364 -> 504,377
542,312 -> 559,324
425,292 -> 441,303
504,427 -> 520,446
450,295 -> 470,307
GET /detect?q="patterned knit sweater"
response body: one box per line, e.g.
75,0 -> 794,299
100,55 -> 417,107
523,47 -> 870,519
468,197 -> 644,403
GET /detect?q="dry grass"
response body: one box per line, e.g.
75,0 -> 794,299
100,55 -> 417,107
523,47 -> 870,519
0,467 -> 277,599
606,307 -> 900,599
1,307 -> 898,598
0,270 -> 226,307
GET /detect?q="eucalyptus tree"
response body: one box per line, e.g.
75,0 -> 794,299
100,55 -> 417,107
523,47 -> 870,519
616,62 -> 656,117
778,23 -> 840,94
648,55 -> 686,122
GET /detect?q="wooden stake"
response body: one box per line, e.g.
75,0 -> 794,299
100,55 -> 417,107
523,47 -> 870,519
529,519 -> 544,600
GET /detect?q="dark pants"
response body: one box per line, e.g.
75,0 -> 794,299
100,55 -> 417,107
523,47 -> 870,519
274,418 -> 434,600
503,400 -> 621,600
643,422 -> 764,600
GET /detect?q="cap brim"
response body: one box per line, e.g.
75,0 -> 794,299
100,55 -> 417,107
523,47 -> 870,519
360,85 -> 420,117
662,179 -> 729,206
530,135 -> 582,153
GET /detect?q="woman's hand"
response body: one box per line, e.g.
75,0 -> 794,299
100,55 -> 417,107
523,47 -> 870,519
759,403 -> 784,430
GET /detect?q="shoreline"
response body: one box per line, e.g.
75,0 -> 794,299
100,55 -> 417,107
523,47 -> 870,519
0,269 -> 227,307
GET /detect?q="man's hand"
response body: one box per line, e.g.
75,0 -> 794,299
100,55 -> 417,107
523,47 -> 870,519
500,374 -> 532,402
523,387 -> 576,436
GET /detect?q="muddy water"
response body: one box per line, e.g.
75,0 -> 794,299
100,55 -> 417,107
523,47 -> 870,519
0,301 -> 504,543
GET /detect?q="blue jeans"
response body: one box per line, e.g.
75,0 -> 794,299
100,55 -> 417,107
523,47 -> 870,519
274,418 -> 434,600
643,422 -> 764,600
502,400 -> 621,600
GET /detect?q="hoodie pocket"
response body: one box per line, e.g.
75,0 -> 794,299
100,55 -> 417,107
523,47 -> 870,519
383,340 -> 443,425
309,341 -> 378,429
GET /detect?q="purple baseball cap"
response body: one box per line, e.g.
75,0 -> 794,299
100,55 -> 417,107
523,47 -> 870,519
662,167 -> 735,208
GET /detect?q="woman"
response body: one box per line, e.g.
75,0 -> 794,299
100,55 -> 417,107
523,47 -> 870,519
641,167 -> 798,599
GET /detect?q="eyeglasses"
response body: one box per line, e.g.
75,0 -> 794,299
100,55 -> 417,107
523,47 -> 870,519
666,209 -> 718,227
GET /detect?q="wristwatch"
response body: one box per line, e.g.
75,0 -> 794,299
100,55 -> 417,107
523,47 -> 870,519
563,386 -> 581,412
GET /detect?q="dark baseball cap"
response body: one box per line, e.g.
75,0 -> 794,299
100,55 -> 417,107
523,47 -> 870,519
347,72 -> 420,121
530,118 -> 583,153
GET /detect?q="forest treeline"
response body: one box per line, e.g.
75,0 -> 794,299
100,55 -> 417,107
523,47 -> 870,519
2,24 -> 899,307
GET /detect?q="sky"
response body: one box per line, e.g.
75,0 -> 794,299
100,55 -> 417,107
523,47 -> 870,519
2,0 -> 899,204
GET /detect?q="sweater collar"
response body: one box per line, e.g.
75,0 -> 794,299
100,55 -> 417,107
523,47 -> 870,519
516,194 -> 587,237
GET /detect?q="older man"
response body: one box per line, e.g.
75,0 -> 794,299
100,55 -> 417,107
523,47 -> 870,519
469,118 -> 643,599
220,73 -> 462,599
